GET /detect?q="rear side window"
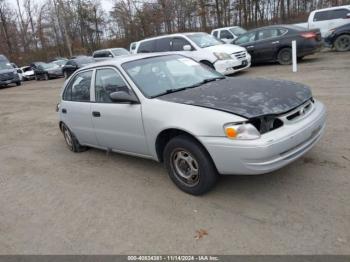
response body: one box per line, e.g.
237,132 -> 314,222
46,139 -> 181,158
138,40 -> 155,53
95,68 -> 129,103
63,70 -> 92,102
155,38 -> 172,52
313,11 -> 329,21
212,31 -> 218,38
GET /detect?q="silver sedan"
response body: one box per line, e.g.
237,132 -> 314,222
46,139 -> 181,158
57,54 -> 326,195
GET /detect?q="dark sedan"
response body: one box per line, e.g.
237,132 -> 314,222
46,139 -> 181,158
31,62 -> 63,80
325,23 -> 350,52
62,56 -> 95,79
233,25 -> 322,65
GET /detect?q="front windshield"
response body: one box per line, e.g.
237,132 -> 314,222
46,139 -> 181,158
186,33 -> 223,48
122,55 -> 224,98
229,27 -> 247,36
0,62 -> 13,70
112,48 -> 129,56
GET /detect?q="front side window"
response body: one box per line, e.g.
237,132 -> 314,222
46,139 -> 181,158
122,55 -> 223,98
235,32 -> 256,44
257,29 -> 280,41
156,38 -> 172,52
171,37 -> 192,51
63,70 -> 92,102
95,68 -> 129,103
328,9 -> 349,19
220,30 -> 233,39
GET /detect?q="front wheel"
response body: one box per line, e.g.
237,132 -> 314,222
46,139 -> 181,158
163,135 -> 218,195
277,47 -> 292,65
334,34 -> 350,52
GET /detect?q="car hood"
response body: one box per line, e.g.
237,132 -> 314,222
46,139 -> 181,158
0,69 -> 15,74
157,77 -> 312,119
203,44 -> 246,54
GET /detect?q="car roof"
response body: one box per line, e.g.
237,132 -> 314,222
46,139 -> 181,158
245,24 -> 304,32
212,26 -> 241,31
80,53 -> 184,70
139,32 -> 207,42
312,5 -> 350,12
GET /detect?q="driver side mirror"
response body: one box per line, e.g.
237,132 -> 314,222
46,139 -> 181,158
110,91 -> 139,104
183,45 -> 192,51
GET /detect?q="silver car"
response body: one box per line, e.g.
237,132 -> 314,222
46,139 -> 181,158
57,54 -> 326,195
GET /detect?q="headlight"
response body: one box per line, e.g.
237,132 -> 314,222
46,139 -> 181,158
214,52 -> 232,60
224,123 -> 260,140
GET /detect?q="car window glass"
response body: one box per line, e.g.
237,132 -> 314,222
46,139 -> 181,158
235,32 -> 256,44
63,71 -> 92,102
328,9 -> 349,19
213,31 -> 218,38
171,37 -> 191,51
95,68 -> 129,103
257,29 -> 280,41
220,30 -> 233,39
313,11 -> 329,21
155,38 -> 172,52
138,40 -> 155,53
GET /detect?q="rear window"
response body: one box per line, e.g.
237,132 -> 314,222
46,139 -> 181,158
137,40 -> 155,53
314,9 -> 349,21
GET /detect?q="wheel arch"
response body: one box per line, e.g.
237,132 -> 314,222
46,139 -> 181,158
275,45 -> 292,60
155,128 -> 213,164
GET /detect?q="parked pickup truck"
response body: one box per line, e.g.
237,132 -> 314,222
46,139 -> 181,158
294,5 -> 350,38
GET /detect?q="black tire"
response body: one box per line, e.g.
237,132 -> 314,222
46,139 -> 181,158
61,124 -> 88,153
200,60 -> 215,69
334,34 -> 350,52
277,47 -> 292,65
163,135 -> 218,195
16,81 -> 21,86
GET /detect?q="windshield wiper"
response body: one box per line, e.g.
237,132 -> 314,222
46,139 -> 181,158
151,77 -> 225,98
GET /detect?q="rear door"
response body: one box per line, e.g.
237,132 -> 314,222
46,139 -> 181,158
90,67 -> 149,156
60,70 -> 98,146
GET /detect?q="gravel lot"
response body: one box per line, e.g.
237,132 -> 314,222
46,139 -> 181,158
0,51 -> 349,255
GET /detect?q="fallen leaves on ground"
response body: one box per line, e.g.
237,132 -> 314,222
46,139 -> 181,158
194,229 -> 208,240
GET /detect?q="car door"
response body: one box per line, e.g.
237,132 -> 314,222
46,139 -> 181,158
253,28 -> 283,63
60,70 -> 98,146
90,67 -> 149,156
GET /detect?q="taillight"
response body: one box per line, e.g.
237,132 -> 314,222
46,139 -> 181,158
300,32 -> 317,39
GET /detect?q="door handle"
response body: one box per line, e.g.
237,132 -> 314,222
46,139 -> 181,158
272,41 -> 279,44
92,111 -> 101,117
62,108 -> 67,114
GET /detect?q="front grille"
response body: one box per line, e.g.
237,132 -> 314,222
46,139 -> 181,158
249,99 -> 314,135
232,51 -> 246,60
0,72 -> 14,81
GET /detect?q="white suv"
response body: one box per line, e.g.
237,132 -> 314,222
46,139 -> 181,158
134,32 -> 251,75
211,26 -> 247,43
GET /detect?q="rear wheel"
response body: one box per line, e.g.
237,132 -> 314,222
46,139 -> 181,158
277,47 -> 292,65
334,34 -> 350,52
163,135 -> 218,195
61,124 -> 88,153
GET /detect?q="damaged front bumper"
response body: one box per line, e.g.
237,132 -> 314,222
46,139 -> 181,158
199,100 -> 326,175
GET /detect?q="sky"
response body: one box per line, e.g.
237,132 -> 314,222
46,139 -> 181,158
9,0 -> 114,13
